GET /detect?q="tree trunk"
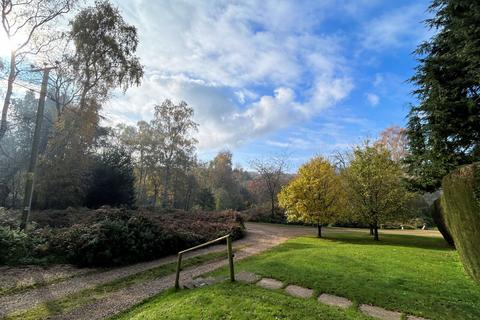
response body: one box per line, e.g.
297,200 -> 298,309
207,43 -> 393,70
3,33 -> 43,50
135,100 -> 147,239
317,223 -> 322,238
0,53 -> 16,142
138,150 -> 144,205
369,225 -> 374,236
152,183 -> 158,209
79,67 -> 91,110
162,165 -> 171,208
270,194 -> 275,218
373,224 -> 379,241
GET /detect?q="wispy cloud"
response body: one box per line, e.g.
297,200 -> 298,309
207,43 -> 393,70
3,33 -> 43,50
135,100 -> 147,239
366,93 -> 380,106
360,3 -> 430,51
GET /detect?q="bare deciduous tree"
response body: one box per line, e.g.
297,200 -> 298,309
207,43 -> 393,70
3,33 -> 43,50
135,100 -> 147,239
377,126 -> 408,162
250,155 -> 288,218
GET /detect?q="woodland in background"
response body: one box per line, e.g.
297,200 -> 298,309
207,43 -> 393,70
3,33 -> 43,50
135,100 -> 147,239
0,90 -> 291,212
0,1 -> 432,229
0,0 -> 288,215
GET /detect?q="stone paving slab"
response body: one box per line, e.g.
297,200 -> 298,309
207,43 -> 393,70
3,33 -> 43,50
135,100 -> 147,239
318,293 -> 353,309
407,316 -> 429,320
284,285 -> 313,299
236,271 -> 261,284
256,278 -> 284,290
360,304 -> 402,320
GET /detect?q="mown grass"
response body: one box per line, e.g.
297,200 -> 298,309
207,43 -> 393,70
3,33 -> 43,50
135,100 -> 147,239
5,250 -> 229,320
208,232 -> 480,320
112,282 -> 371,320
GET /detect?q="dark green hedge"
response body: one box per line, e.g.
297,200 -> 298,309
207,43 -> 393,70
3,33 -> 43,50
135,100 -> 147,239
442,163 -> 480,282
430,197 -> 455,247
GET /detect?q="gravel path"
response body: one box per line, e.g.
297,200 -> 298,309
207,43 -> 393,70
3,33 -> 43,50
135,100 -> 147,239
0,223 -> 316,318
0,265 -> 94,295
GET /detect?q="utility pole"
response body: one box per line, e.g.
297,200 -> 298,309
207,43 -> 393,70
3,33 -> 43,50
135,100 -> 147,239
20,65 -> 56,230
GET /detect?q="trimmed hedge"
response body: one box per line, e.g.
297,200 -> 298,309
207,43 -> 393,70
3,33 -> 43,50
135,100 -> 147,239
430,197 -> 455,247
442,163 -> 480,282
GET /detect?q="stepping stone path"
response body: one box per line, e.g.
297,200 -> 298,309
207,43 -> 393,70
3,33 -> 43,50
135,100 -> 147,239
236,271 -> 261,284
360,304 -> 402,320
231,273 -> 430,320
150,268 -> 430,320
318,293 -> 352,309
284,285 -> 313,299
256,278 -> 284,290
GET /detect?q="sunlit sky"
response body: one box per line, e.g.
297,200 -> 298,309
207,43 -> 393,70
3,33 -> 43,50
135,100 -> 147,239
2,0 -> 433,170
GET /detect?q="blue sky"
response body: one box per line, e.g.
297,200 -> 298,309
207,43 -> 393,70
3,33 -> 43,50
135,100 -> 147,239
102,0 -> 432,170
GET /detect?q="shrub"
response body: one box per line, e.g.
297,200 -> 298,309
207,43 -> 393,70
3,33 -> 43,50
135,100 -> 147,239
0,226 -> 54,265
0,207 -> 21,228
0,226 -> 30,264
442,163 -> 480,282
0,207 -> 245,267
53,214 -> 182,267
45,208 -> 244,267
85,147 -> 136,209
240,207 -> 287,224
430,197 -> 455,247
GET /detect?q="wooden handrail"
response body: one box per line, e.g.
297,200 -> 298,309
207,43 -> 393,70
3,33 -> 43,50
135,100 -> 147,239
174,234 -> 235,290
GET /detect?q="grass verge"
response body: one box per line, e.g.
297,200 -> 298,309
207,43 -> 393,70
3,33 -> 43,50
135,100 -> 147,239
111,282 -> 371,320
4,250 -> 230,320
0,270 -> 98,297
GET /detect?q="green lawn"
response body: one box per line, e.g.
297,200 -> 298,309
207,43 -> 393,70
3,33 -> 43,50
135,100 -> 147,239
212,232 -> 480,320
116,230 -> 480,320
113,283 -> 371,320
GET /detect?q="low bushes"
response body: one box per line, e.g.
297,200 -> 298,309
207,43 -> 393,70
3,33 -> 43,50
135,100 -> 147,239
0,208 -> 245,267
0,226 -> 55,265
50,214 -> 183,266
240,207 -> 287,224
442,163 -> 480,282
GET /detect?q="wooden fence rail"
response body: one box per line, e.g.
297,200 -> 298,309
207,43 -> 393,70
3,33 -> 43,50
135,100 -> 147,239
174,234 -> 235,290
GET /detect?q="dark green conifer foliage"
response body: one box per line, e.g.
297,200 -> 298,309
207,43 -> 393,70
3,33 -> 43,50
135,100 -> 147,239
406,0 -> 480,191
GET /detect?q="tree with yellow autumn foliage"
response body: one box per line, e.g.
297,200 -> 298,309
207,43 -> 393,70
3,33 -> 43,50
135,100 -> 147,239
278,156 -> 344,237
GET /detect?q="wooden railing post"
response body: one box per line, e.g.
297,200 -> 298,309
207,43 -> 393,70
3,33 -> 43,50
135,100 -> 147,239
227,235 -> 235,282
175,253 -> 182,290
174,234 -> 234,289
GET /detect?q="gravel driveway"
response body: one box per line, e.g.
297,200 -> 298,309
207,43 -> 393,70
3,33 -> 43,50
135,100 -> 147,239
0,223 -> 316,319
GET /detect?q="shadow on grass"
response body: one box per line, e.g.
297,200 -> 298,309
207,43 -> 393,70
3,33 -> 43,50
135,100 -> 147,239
271,242 -> 319,251
298,232 -> 453,252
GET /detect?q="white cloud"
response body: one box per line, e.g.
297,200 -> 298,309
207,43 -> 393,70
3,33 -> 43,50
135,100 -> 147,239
105,0 -> 354,151
117,0 -> 334,88
361,3 -> 430,51
366,93 -> 380,106
105,73 -> 352,150
266,140 -> 290,148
